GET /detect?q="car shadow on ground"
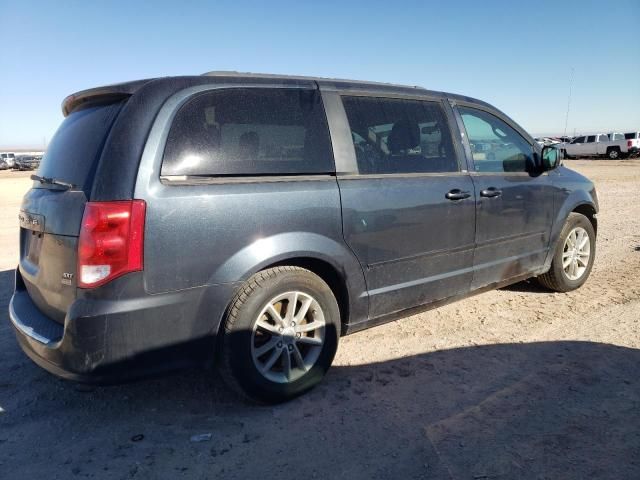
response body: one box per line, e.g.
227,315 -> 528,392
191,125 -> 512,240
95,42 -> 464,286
1,267 -> 639,479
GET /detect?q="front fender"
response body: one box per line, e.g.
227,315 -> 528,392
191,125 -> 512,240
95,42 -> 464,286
544,175 -> 598,269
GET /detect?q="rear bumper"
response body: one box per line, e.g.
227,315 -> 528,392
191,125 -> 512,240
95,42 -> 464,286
9,268 -> 240,383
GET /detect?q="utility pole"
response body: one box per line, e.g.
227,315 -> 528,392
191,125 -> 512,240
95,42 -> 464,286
563,67 -> 574,137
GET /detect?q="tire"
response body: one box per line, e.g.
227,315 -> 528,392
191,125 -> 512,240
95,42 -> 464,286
607,148 -> 620,160
218,266 -> 340,403
562,149 -> 572,160
537,213 -> 596,292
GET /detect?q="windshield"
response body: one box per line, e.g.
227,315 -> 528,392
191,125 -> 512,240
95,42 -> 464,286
35,101 -> 125,193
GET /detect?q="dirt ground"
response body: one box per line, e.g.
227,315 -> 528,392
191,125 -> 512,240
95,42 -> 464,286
1,161 -> 639,479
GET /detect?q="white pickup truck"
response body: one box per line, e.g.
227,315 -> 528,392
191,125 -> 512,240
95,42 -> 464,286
624,132 -> 640,157
562,133 -> 632,159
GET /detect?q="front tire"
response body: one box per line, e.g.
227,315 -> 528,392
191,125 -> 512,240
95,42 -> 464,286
537,213 -> 595,292
218,267 -> 340,403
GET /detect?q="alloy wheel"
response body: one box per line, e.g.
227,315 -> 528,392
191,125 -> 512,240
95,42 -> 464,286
251,291 -> 325,383
562,227 -> 591,280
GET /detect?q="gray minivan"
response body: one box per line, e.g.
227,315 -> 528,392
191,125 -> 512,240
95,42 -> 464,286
10,72 -> 598,402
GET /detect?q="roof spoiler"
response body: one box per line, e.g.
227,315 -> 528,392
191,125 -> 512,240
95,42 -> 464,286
61,79 -> 152,116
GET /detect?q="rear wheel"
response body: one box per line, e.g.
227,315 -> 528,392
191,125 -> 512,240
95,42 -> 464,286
537,213 -> 595,292
218,267 -> 340,403
607,147 -> 620,159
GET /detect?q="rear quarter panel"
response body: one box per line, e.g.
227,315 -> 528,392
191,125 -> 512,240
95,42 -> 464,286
133,85 -> 369,326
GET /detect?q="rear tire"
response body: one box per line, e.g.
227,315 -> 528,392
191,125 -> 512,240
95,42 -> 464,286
537,213 -> 595,292
218,266 -> 340,403
607,147 -> 620,160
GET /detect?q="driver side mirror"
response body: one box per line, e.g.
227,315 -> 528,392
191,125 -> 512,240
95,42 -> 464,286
541,145 -> 562,171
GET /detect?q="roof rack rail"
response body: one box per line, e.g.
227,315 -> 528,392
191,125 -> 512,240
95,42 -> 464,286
200,70 -> 424,89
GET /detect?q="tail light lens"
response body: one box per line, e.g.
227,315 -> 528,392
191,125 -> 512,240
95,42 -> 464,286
78,200 -> 146,288
628,140 -> 633,148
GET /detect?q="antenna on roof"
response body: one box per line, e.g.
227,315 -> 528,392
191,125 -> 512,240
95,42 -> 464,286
563,67 -> 574,137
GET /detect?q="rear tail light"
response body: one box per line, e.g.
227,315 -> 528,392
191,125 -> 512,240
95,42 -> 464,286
78,200 -> 146,288
628,140 -> 633,148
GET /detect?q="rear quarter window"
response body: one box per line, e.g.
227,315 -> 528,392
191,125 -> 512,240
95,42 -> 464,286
161,88 -> 334,177
36,101 -> 124,193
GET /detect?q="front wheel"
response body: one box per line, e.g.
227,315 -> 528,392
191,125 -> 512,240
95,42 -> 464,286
537,213 -> 596,292
218,267 -> 340,403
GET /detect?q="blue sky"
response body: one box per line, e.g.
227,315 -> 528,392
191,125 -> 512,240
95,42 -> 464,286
1,0 -> 638,148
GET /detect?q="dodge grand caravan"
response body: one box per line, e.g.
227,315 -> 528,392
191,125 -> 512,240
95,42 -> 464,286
10,72 -> 598,402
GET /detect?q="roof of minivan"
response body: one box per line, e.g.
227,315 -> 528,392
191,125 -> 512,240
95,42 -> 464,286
62,71 -> 492,116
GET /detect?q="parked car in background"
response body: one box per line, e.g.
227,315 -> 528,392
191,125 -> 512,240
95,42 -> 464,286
13,155 -> 41,170
624,132 -> 640,157
562,133 -> 630,159
10,72 -> 599,402
607,132 -> 625,141
0,158 -> 11,170
534,137 -> 560,147
1,152 -> 16,168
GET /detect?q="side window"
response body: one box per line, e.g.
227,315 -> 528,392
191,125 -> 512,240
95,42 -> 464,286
586,135 -> 596,143
341,96 -> 459,174
573,136 -> 586,143
161,88 -> 334,177
458,107 -> 533,173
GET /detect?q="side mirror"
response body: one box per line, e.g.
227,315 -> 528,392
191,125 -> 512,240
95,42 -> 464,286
541,145 -> 562,171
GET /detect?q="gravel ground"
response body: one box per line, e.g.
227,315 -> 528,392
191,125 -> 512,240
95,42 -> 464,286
1,161 -> 639,479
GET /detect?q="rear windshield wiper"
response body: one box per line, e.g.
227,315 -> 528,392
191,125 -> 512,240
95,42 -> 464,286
30,174 -> 76,190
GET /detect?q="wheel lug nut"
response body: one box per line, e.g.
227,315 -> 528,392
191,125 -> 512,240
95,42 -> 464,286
277,342 -> 283,348
288,344 -> 293,351
278,327 -> 283,333
296,333 -> 301,338
291,321 -> 296,326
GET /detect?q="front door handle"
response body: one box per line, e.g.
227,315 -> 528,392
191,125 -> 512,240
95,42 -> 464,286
480,187 -> 502,198
445,189 -> 471,201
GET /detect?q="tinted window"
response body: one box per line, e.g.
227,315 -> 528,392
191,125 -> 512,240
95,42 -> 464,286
162,88 -> 333,177
458,107 -> 533,173
586,135 -> 596,143
341,96 -> 459,174
625,132 -> 638,140
573,136 -> 586,143
37,101 -> 124,193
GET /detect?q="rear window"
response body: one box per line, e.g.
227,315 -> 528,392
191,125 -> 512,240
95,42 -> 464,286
161,88 -> 334,177
36,101 -> 124,193
625,132 -> 638,140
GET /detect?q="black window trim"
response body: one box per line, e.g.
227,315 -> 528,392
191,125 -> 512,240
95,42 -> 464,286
451,101 -> 539,176
158,85 -> 337,183
336,92 -> 466,177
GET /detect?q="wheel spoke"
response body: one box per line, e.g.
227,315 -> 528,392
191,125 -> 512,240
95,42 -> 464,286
256,319 -> 280,335
578,235 -> 589,250
576,255 -> 589,267
267,304 -> 285,326
282,349 -> 292,380
296,335 -> 323,346
254,337 -> 279,357
261,347 -> 282,373
571,259 -> 578,278
295,321 -> 324,333
294,296 -> 313,322
562,256 -> 572,269
291,343 -> 307,371
284,292 -> 298,323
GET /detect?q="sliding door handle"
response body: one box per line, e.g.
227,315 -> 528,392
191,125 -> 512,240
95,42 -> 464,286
480,187 -> 502,198
445,189 -> 471,200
